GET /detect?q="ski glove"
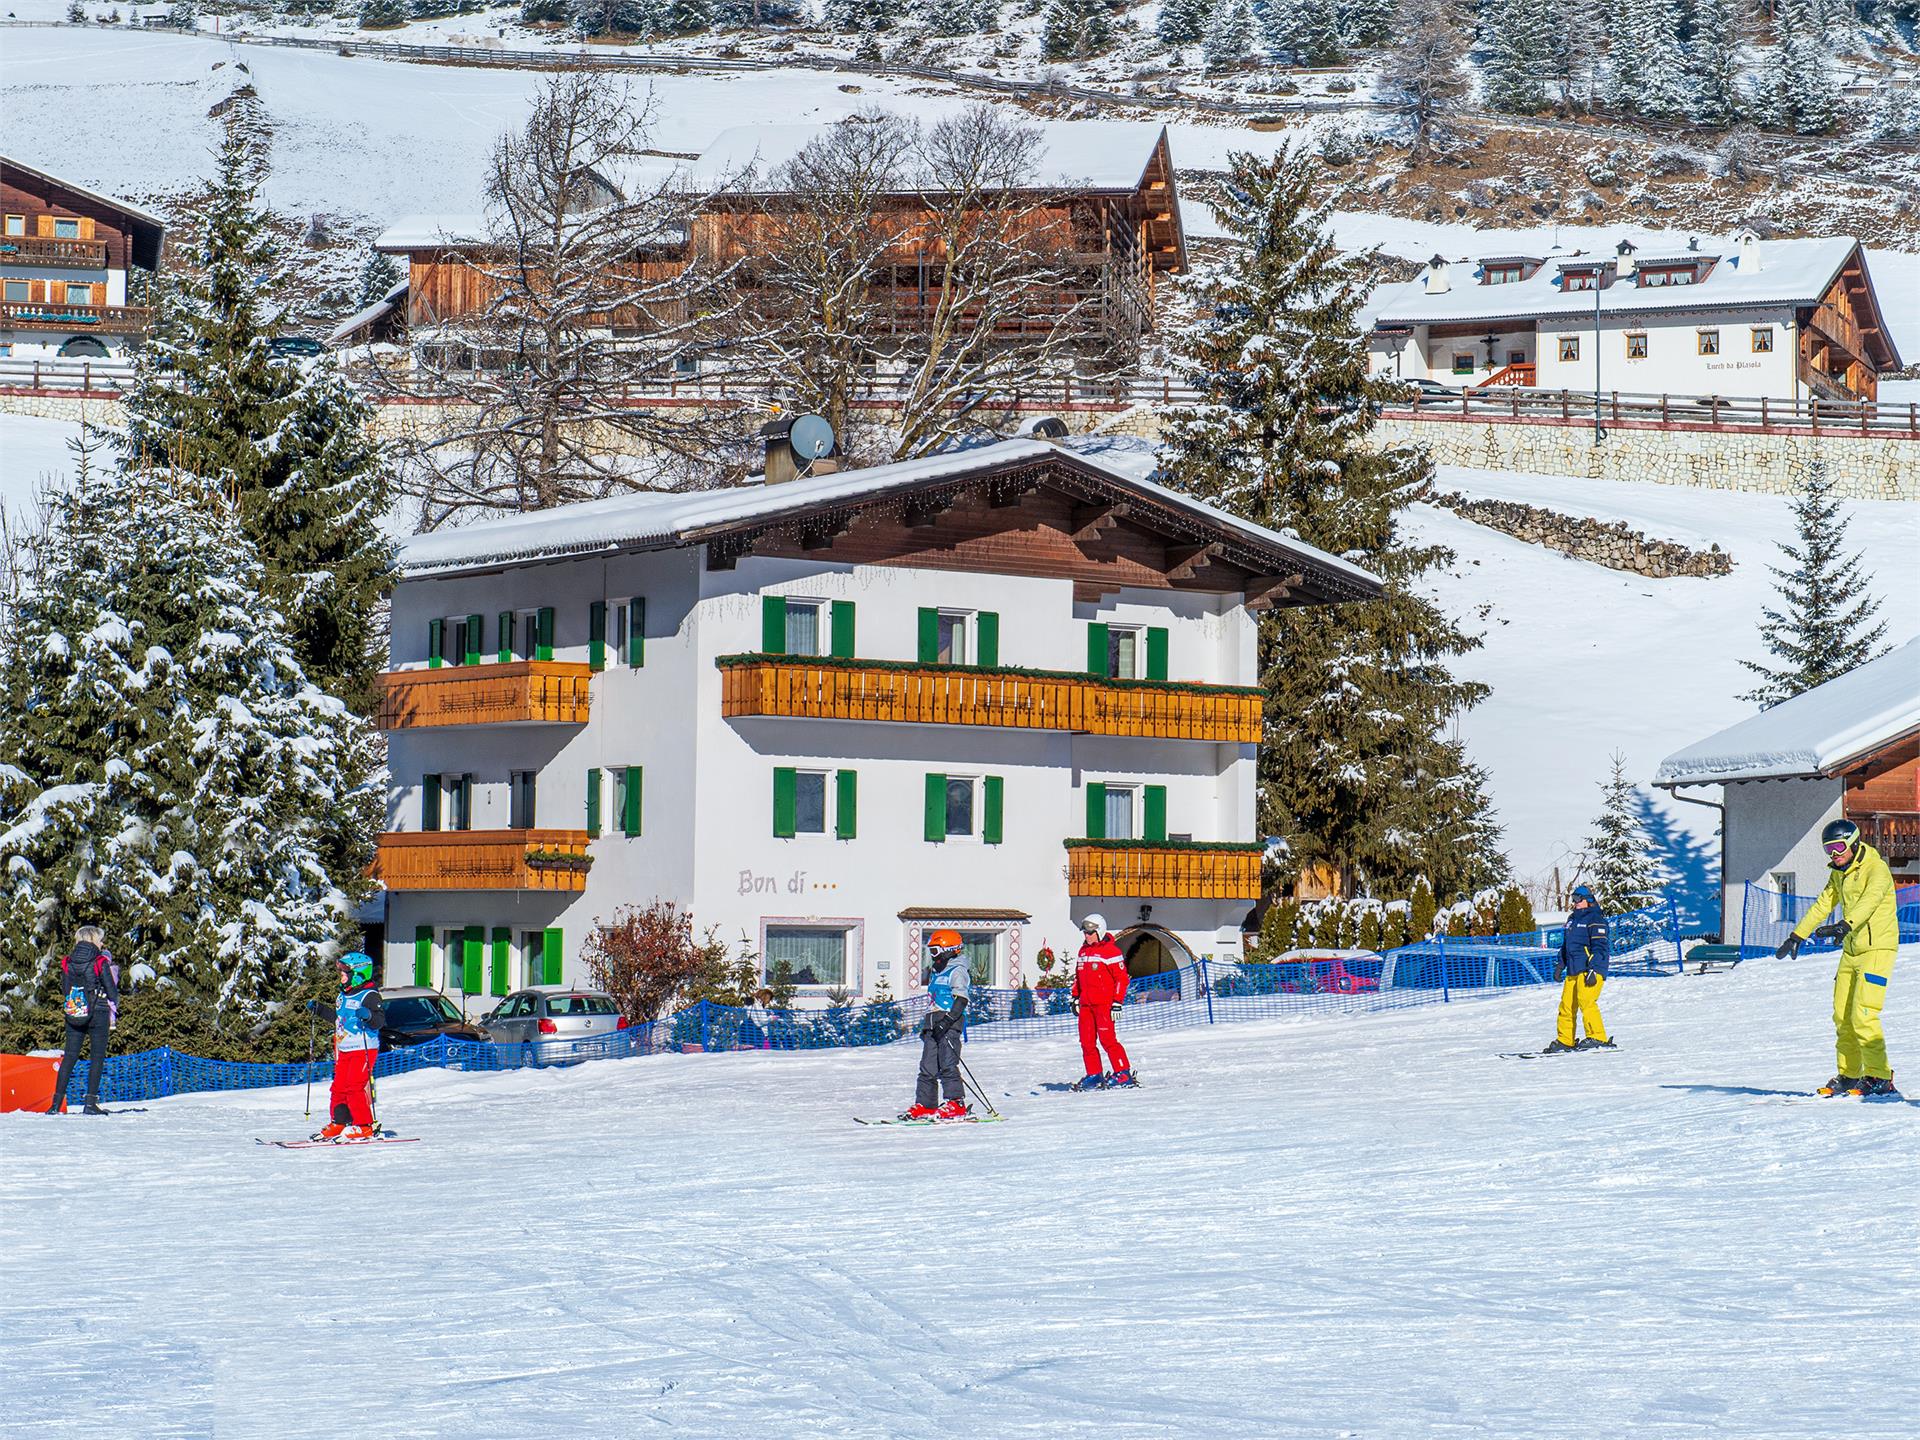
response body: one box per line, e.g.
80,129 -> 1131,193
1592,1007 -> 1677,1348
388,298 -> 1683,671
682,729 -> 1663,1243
1583,970 -> 1598,984
1554,963 -> 1566,981
1813,920 -> 1851,942
1775,935 -> 1804,960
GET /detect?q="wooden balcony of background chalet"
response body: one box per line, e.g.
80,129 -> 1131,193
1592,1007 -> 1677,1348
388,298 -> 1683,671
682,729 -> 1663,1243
376,830 -> 593,892
0,235 -> 110,267
1855,813 -> 1920,865
719,657 -> 1262,743
378,661 -> 593,730
1475,362 -> 1536,389
1065,842 -> 1264,900
0,301 -> 150,333
1808,302 -> 1867,364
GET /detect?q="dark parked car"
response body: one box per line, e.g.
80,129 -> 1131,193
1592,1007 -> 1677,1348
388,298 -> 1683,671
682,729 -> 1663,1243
482,987 -> 628,1064
1403,378 -> 1462,400
377,986 -> 492,1048
269,335 -> 324,359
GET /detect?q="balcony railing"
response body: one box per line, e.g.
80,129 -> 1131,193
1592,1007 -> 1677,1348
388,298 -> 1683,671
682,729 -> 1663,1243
0,301 -> 150,333
0,235 -> 109,266
1064,841 -> 1264,900
376,830 -> 593,892
718,656 -> 1261,743
378,661 -> 592,730
1856,813 -> 1920,865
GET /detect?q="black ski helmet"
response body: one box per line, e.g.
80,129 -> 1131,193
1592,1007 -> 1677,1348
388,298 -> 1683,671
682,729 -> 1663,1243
1821,818 -> 1861,861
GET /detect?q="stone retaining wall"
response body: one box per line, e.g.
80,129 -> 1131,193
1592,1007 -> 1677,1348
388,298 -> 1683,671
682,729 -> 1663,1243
1429,492 -> 1732,577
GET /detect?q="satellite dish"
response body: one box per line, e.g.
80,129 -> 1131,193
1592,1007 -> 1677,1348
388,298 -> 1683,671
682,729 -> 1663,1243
789,414 -> 835,461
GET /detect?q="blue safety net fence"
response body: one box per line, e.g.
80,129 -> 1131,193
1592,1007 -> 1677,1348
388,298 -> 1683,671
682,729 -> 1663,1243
1739,882 -> 1920,959
61,900 -> 1687,1106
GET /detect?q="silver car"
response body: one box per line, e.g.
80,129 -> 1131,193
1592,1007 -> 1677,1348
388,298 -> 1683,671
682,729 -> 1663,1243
483,987 -> 627,1064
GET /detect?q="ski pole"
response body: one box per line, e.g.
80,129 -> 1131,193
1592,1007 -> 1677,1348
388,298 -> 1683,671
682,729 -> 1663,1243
957,1053 -> 1000,1118
304,1010 -> 315,1119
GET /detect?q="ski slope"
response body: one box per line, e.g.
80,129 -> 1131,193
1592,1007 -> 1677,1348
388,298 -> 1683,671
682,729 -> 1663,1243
4,951 -> 1916,1438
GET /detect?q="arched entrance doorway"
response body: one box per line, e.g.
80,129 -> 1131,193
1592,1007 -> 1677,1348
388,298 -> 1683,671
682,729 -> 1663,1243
1116,925 -> 1194,1000
58,337 -> 110,358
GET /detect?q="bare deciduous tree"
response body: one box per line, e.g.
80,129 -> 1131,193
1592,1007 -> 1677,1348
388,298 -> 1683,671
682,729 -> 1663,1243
1380,0 -> 1470,160
389,72 -> 746,525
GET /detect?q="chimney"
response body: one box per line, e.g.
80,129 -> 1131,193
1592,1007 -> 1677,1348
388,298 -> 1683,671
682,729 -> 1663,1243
1424,254 -> 1451,295
1734,228 -> 1762,273
1615,239 -> 1638,279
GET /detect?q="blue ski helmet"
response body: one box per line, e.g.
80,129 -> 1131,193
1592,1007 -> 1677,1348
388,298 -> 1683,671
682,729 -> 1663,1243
337,951 -> 375,987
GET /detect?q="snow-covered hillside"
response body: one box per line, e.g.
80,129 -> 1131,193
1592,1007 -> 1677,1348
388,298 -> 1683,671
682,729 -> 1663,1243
4,951 -> 1916,1437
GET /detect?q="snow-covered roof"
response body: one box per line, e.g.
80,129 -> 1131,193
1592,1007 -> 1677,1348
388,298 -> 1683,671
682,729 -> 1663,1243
1655,637 -> 1920,786
375,215 -> 488,252
397,438 -> 1381,601
682,121 -> 1172,195
1372,235 -> 1881,334
326,280 -> 407,346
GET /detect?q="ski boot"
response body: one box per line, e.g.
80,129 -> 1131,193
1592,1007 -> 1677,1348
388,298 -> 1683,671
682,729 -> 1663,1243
344,1124 -> 381,1141
1075,1073 -> 1107,1092
899,1103 -> 939,1121
1108,1069 -> 1138,1088
1815,1075 -> 1861,1097
82,1102 -> 109,1115
1541,1040 -> 1577,1054
1857,1076 -> 1899,1098
934,1099 -> 971,1121
1574,1037 -> 1617,1051
312,1121 -> 350,1141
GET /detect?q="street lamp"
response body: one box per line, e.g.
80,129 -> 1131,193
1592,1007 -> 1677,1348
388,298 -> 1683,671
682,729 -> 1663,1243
1592,270 -> 1606,445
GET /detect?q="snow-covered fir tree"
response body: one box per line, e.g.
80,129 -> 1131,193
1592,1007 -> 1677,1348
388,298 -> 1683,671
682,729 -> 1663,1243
1740,460 -> 1889,708
1254,0 -> 1298,59
355,245 -> 402,308
118,119 -> 395,713
1866,80 -> 1920,139
920,0 -> 978,34
1759,0 -> 1839,134
1296,0 -> 1343,63
359,0 -> 407,25
1156,150 -> 1503,898
1581,753 -> 1663,912
1043,0 -> 1114,57
1603,0 -> 1690,118
821,0 -> 906,29
1338,0 -> 1395,45
0,450 -> 381,1018
1681,0 -> 1745,128
1203,0 -> 1256,70
1483,0 -> 1555,113
1156,0 -> 1210,45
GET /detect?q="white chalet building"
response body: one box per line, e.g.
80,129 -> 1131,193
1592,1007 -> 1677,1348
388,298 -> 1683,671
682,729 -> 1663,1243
1366,231 -> 1900,403
375,439 -> 1380,1008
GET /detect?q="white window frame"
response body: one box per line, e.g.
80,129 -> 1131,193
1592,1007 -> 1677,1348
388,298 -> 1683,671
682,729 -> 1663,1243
761,919 -> 863,993
1771,872 -> 1796,923
441,928 -> 469,998
1107,624 -> 1144,680
943,773 -> 983,842
792,768 -> 831,837
935,609 -> 974,666
1101,782 -> 1140,841
784,598 -> 828,658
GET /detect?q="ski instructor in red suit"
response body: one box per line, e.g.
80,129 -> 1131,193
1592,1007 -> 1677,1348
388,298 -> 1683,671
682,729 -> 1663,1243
1073,915 -> 1136,1090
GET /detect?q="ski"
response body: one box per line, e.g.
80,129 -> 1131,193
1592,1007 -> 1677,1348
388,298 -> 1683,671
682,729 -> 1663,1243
257,1133 -> 419,1149
1499,1046 -> 1620,1060
853,1113 -> 1005,1127
1036,1077 -> 1142,1093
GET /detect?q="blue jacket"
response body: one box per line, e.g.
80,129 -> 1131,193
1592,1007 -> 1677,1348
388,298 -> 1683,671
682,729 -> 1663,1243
1559,906 -> 1611,978
927,957 -> 972,1014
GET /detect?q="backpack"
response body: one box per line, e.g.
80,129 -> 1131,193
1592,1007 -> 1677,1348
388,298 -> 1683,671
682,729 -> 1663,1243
61,951 -> 103,1023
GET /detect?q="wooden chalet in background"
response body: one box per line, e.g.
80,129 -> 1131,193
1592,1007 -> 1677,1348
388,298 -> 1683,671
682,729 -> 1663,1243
348,121 -> 1187,364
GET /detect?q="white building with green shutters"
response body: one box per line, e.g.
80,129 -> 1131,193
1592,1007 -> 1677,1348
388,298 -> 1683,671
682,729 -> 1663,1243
374,439 -> 1379,1008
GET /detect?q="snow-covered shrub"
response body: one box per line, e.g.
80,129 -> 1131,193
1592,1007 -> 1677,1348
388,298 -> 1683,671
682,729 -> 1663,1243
66,1 -> 87,20
1584,150 -> 1625,186
359,0 -> 406,24
1643,145 -> 1702,177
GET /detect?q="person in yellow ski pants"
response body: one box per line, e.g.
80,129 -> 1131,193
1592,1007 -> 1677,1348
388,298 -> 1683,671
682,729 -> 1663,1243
1776,819 -> 1901,1097
1545,885 -> 1614,1054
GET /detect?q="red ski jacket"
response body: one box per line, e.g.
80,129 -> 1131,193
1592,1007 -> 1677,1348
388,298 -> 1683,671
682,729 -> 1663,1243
1073,936 -> 1129,1007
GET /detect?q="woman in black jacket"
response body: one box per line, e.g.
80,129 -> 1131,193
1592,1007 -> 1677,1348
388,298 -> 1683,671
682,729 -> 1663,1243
49,925 -> 119,1115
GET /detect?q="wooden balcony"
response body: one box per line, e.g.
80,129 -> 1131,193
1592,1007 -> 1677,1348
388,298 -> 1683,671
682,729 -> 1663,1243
1855,813 -> 1920,865
1065,841 -> 1263,900
718,656 -> 1261,743
0,235 -> 109,266
376,830 -> 593,892
378,661 -> 592,730
1476,362 -> 1536,388
1809,302 -> 1866,363
0,301 -> 149,334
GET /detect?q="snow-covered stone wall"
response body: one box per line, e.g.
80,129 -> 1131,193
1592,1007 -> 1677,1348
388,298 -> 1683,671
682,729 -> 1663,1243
1428,492 -> 1733,577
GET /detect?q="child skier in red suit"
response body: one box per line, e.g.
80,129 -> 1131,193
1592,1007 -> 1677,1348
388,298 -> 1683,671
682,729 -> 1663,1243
305,952 -> 385,1141
1073,915 -> 1135,1090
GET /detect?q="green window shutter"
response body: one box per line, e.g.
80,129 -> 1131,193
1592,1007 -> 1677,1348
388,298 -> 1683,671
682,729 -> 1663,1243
628,597 -> 645,667
427,617 -> 443,669
542,928 -> 564,986
982,775 -> 1004,845
761,595 -> 787,654
976,611 -> 1000,668
835,769 -> 857,840
463,924 -> 483,994
588,600 -> 607,672
1144,784 -> 1167,842
830,600 -> 856,659
536,607 -> 555,662
422,774 -> 441,831
1087,622 -> 1110,677
490,927 -> 510,997
924,773 -> 946,843
413,925 -> 433,986
497,611 -> 513,663
585,767 -> 601,838
622,767 -> 642,837
464,613 -> 483,667
1147,627 -> 1169,682
773,767 -> 797,838
917,607 -> 940,665
1085,781 -> 1107,840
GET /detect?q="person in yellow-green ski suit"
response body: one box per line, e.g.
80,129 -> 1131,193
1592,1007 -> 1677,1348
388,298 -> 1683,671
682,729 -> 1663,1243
1776,818 -> 1901,1098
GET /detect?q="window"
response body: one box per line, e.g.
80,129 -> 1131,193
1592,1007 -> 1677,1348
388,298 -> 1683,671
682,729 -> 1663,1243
512,609 -> 539,662
3,216 -> 23,236
612,767 -> 642,837
946,775 -> 980,837
763,596 -> 852,658
518,931 -> 548,989
3,280 -> 27,303
509,771 -> 537,830
1507,349 -> 1527,366
1751,327 -> 1774,354
53,218 -> 79,239
611,597 -> 645,668
1771,873 -> 1796,922
1625,333 -> 1649,360
442,928 -> 471,996
922,928 -> 999,988
1108,626 -> 1141,680
766,926 -> 849,988
794,771 -> 828,835
923,772 -> 1001,843
422,772 -> 441,831
1558,336 -> 1579,362
446,774 -> 473,832
773,767 -> 856,839
937,611 -> 969,665
1451,353 -> 1475,376
1084,781 -> 1167,841
65,283 -> 92,306
1483,265 -> 1523,285
0,344 -> 10,358
438,614 -> 482,667
1564,271 -> 1600,292
495,993 -> 534,1021
917,607 -> 998,667
1639,267 -> 1694,287
784,600 -> 824,657
1104,784 -> 1137,841
1698,330 -> 1720,356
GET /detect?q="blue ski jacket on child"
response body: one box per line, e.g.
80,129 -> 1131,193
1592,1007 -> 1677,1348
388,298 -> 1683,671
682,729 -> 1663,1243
334,987 -> 383,1053
927,957 -> 971,1013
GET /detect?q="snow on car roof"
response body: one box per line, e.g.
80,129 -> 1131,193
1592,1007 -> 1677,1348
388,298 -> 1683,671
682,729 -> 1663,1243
1655,636 -> 1920,786
396,437 -> 1381,592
